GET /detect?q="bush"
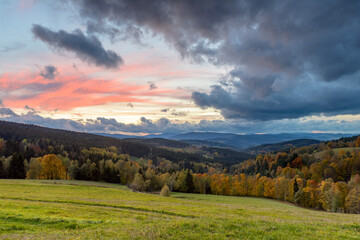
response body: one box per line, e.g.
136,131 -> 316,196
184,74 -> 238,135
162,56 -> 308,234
160,184 -> 171,197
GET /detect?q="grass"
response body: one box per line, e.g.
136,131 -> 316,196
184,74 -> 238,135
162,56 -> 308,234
0,180 -> 359,239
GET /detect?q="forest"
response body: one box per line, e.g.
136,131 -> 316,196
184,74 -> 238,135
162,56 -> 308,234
1,121 -> 360,214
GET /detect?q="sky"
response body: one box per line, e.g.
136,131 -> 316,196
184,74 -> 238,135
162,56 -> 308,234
0,0 -> 360,135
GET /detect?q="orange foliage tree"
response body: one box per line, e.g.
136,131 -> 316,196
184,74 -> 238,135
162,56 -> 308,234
39,154 -> 67,180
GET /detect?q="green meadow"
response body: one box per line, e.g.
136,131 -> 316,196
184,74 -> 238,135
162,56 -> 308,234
0,180 -> 359,239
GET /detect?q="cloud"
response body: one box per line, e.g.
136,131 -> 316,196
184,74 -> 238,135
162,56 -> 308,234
0,42 -> 26,53
0,108 -> 18,117
171,111 -> 187,117
192,72 -> 360,120
69,0 -> 360,120
40,65 -> 58,80
148,81 -> 157,90
160,108 -> 187,116
31,24 -> 124,69
0,69 -> 177,111
1,108 -> 359,134
25,105 -> 37,113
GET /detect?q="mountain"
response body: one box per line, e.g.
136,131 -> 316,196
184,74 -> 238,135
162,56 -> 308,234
97,131 -> 354,150
167,132 -> 354,150
246,139 -> 321,155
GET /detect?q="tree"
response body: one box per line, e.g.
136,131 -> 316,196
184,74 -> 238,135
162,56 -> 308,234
160,184 -> 171,197
145,168 -> 160,191
175,169 -> 189,192
333,181 -> 349,212
39,154 -> 67,180
345,186 -> 360,214
68,160 -> 80,179
319,179 -> 335,211
0,159 -> 4,178
9,153 -> 25,179
185,170 -> 194,193
26,158 -> 42,179
130,173 -> 149,192
355,136 -> 360,147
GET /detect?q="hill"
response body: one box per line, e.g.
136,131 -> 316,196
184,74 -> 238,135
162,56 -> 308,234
181,139 -> 234,149
0,120 -> 149,157
125,137 -> 253,167
99,131 -> 354,150
168,132 -> 353,149
0,120 -> 251,168
125,137 -> 190,148
0,179 -> 359,239
246,139 -> 321,154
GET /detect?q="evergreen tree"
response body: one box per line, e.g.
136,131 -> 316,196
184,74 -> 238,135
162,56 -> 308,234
186,170 -> 194,193
9,153 -> 25,179
0,160 -> 4,178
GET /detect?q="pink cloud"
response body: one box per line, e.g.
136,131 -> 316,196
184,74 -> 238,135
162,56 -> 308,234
0,69 -> 180,111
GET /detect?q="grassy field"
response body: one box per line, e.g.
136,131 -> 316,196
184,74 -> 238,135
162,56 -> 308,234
0,180 -> 359,239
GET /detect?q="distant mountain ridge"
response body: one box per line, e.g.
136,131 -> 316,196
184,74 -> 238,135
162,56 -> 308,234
99,131 -> 354,150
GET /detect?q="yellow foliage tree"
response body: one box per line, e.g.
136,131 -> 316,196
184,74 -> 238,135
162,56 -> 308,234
356,136 -> 360,147
264,177 -> 275,198
39,154 -> 67,180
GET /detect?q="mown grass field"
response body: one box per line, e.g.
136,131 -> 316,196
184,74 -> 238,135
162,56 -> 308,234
0,180 -> 359,239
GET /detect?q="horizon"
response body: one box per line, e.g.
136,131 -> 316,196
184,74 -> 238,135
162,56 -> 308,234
1,0 -> 360,135
1,119 -> 358,138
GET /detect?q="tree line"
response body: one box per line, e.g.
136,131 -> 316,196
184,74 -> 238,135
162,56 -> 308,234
1,135 -> 360,213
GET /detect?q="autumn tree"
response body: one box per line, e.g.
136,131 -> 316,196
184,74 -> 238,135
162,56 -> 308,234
145,168 -> 160,191
345,186 -> 360,213
130,173 -> 150,192
355,136 -> 360,147
39,154 -> 67,180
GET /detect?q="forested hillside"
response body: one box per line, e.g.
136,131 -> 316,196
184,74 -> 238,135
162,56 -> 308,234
1,121 -> 360,214
246,139 -> 321,154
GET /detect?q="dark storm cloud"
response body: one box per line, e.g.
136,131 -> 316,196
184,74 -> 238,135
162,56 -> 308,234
40,65 -> 58,80
70,0 -> 360,120
31,24 -> 123,69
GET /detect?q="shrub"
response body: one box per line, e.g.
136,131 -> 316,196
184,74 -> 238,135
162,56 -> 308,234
160,184 -> 171,197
